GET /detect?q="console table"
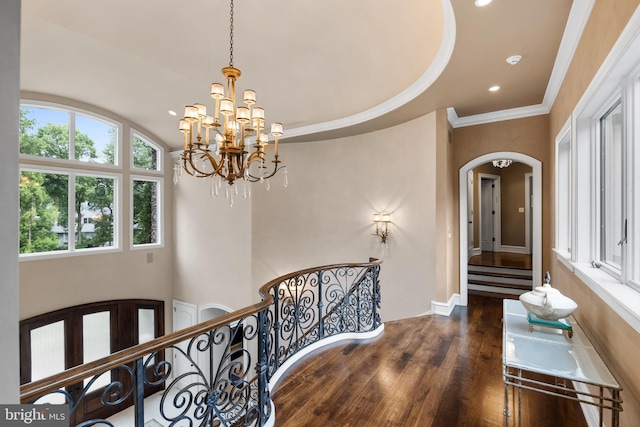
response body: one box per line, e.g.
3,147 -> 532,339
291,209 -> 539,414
502,299 -> 622,427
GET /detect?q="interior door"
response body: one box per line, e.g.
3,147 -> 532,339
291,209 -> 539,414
480,178 -> 495,252
172,300 -> 197,389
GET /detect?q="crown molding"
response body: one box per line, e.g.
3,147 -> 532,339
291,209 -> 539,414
448,0 -> 595,129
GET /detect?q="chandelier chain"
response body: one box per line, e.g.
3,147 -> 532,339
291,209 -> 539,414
229,0 -> 234,67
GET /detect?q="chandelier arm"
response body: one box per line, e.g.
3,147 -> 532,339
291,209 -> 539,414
183,148 -> 223,178
246,160 -> 283,182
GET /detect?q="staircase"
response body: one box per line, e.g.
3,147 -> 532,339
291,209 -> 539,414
468,264 -> 532,297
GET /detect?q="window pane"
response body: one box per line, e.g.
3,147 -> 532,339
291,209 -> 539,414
20,171 -> 68,254
138,309 -> 155,344
76,114 -> 117,165
139,308 -> 155,364
20,107 -> 70,159
600,101 -> 623,270
133,179 -> 159,245
83,312 -> 111,391
76,176 -> 115,249
31,321 -> 65,382
133,134 -> 159,170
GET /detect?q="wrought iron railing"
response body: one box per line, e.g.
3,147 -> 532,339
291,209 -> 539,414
20,259 -> 383,427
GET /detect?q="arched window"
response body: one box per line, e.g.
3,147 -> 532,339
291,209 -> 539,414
19,100 -> 165,257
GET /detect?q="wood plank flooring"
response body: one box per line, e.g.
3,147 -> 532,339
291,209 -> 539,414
468,251 -> 532,270
271,295 -> 586,427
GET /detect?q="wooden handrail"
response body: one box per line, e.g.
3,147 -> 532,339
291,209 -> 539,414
20,258 -> 382,403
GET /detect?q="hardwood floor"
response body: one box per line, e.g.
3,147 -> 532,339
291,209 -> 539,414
271,295 -> 586,427
468,251 -> 532,270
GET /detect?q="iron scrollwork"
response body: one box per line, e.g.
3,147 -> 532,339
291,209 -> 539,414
23,260 -> 381,427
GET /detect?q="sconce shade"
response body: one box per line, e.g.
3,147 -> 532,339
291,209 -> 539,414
372,212 -> 391,243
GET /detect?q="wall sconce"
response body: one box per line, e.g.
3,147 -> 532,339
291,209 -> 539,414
372,213 -> 392,243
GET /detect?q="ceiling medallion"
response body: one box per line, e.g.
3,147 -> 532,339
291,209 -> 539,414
492,159 -> 512,168
174,0 -> 287,205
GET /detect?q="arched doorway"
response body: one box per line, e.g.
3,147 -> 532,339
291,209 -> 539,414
458,152 -> 541,306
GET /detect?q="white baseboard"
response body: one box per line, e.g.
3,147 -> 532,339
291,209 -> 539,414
431,293 -> 461,317
500,245 -> 529,254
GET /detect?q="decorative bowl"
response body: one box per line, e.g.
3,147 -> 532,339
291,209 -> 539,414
519,272 -> 577,321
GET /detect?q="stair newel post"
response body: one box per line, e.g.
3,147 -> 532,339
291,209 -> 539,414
317,269 -> 324,339
133,358 -> 145,427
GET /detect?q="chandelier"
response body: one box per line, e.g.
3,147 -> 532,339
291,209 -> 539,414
492,159 -> 512,168
174,0 -> 286,204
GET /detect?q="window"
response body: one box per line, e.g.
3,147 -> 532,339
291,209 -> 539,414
131,177 -> 162,247
19,101 -> 164,258
132,132 -> 162,171
598,100 -> 624,274
565,21 -> 640,329
19,167 -> 118,254
20,105 -> 118,165
130,131 -> 163,249
555,120 -> 572,260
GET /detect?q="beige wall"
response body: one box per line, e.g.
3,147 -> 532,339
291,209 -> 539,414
171,174 -> 254,310
499,162 -> 532,247
453,115 -> 550,268
18,94 -> 175,330
549,0 -> 640,424
251,112 -> 451,321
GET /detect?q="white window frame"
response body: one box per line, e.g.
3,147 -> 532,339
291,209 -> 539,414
564,8 -> 640,333
131,129 -> 164,173
130,175 -> 164,250
19,164 -> 122,260
20,100 -> 122,168
554,118 -> 572,268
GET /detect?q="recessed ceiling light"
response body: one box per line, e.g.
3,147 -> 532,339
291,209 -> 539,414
489,86 -> 500,92
506,55 -> 522,65
168,110 -> 177,116
475,0 -> 493,7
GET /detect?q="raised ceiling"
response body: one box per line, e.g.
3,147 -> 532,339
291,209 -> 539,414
20,0 -> 581,148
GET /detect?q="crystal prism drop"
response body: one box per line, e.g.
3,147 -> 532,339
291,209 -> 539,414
283,168 -> 288,188
173,166 -> 179,185
266,179 -> 271,191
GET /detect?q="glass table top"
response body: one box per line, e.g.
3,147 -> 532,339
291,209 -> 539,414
503,299 -> 619,388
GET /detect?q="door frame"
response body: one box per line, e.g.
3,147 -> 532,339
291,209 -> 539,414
525,172 -> 533,254
467,170 -> 474,259
459,152 -> 541,306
